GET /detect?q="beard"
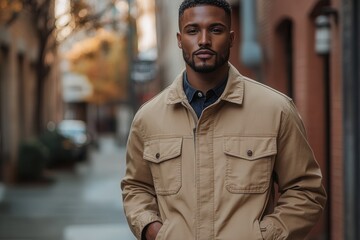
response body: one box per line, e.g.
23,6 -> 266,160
183,47 -> 230,73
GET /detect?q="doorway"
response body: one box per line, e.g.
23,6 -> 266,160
0,44 -> 9,181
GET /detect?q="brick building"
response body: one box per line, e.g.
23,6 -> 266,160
0,5 -> 62,183
229,0 -> 360,239
252,1 -> 342,239
155,0 -> 360,239
229,0 -> 344,239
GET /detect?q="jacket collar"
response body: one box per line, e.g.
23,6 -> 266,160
166,63 -> 244,105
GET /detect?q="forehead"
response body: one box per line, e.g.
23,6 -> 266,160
179,5 -> 230,29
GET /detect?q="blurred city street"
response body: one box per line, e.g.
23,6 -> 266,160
0,0 -> 359,239
0,135 -> 134,240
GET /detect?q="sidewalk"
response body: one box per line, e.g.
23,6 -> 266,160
0,135 -> 134,240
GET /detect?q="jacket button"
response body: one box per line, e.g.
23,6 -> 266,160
155,153 -> 160,159
247,150 -> 253,157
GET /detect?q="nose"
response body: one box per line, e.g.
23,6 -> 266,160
198,30 -> 211,47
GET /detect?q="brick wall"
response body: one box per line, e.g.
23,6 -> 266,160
254,0 -> 344,239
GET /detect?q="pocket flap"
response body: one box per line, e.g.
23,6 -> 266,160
224,136 -> 277,160
144,137 -> 183,163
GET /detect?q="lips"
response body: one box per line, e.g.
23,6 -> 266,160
194,49 -> 215,59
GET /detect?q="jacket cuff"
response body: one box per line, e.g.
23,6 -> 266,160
134,211 -> 162,240
259,219 -> 281,240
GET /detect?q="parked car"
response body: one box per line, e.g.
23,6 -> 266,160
57,120 -> 90,162
38,129 -> 75,168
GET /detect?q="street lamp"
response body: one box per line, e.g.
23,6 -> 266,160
315,15 -> 331,55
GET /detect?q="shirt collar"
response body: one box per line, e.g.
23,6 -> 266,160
166,63 -> 244,105
182,72 -> 228,103
183,73 -> 198,103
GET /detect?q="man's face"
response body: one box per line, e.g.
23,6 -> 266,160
177,5 -> 234,73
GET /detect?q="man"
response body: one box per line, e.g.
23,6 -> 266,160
121,0 -> 327,239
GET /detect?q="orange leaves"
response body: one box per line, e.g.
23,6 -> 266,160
66,29 -> 129,104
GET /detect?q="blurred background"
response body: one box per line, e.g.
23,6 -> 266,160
0,0 -> 358,239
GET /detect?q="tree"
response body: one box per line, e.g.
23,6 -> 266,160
0,0 -> 121,133
66,29 -> 129,104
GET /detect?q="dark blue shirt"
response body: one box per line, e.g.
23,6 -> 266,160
183,73 -> 227,118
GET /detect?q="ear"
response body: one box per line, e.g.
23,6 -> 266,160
229,31 -> 235,48
176,32 -> 182,49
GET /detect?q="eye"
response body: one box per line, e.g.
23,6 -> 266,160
211,27 -> 224,34
185,27 -> 198,35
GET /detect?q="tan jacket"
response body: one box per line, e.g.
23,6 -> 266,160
121,64 -> 327,240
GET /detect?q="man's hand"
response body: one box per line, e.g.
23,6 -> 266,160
144,221 -> 163,240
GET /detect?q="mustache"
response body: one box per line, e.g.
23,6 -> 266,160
193,48 -> 216,55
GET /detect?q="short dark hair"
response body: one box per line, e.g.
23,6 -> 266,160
179,0 -> 232,19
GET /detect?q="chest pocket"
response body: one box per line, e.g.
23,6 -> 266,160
143,137 -> 182,196
224,136 -> 276,194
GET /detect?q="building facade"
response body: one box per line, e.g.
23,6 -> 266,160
0,6 -> 62,183
154,0 -> 359,239
254,0 -> 342,239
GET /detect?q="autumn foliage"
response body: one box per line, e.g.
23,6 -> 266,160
66,29 -> 129,104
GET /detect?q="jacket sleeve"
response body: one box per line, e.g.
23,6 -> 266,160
259,100 -> 327,240
121,115 -> 162,239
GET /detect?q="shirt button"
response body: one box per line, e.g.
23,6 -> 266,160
155,153 -> 160,159
247,150 -> 253,157
197,92 -> 203,98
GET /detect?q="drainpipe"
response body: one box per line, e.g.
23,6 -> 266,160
343,0 -> 360,239
240,0 -> 262,68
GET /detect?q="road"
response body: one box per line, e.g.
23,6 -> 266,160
0,135 -> 134,240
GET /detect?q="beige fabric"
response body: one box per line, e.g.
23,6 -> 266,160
121,64 -> 327,240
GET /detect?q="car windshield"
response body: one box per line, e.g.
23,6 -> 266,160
58,121 -> 87,144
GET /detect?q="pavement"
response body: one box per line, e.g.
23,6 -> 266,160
0,135 -> 135,240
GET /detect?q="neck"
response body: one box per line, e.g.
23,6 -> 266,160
186,64 -> 229,93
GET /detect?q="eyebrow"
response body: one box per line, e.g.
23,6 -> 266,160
183,22 -> 228,29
